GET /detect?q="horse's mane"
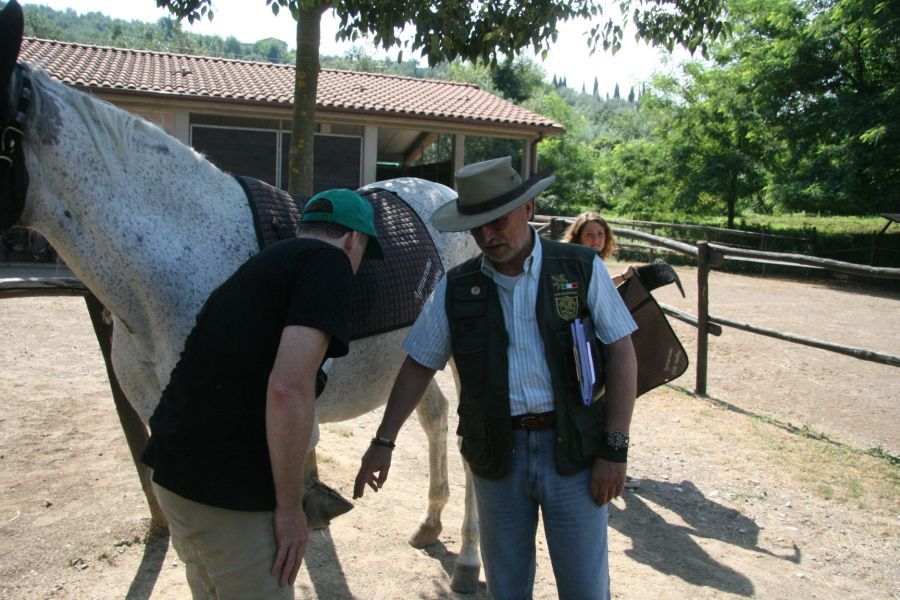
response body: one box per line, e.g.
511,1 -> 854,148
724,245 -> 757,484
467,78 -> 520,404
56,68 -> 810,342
29,68 -> 219,180
31,69 -> 134,155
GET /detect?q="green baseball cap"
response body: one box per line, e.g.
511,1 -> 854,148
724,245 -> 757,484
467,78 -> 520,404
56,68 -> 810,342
301,189 -> 384,259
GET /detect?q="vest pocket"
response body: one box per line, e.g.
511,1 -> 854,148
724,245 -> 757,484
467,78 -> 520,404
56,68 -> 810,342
451,319 -> 484,355
567,402 -> 605,461
555,329 -> 578,386
449,287 -> 487,355
456,414 -> 492,471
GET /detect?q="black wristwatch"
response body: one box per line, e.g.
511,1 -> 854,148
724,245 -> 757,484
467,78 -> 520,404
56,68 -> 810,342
599,431 -> 629,463
605,431 -> 629,450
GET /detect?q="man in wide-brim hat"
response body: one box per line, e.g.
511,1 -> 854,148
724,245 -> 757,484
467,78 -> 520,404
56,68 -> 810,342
355,156 -> 638,599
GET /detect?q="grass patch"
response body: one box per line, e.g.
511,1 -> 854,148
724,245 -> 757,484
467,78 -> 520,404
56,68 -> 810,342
683,388 -> 900,508
322,424 -> 355,438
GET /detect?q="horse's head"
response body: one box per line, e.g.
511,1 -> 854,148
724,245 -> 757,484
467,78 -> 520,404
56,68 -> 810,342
0,0 -> 29,234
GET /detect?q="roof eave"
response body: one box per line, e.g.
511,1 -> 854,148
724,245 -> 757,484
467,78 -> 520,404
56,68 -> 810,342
84,86 -> 566,136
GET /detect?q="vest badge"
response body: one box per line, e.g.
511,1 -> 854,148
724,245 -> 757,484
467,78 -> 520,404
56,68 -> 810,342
552,274 -> 579,291
552,274 -> 580,320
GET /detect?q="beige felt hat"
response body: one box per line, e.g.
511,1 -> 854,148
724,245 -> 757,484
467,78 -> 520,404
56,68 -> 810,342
431,156 -> 555,232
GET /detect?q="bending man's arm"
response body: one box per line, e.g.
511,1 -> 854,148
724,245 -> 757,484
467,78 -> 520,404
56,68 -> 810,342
590,334 -> 637,505
353,355 -> 437,499
267,325 -> 329,587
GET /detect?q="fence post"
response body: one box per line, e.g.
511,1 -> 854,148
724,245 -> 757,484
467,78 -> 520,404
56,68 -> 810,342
696,241 -> 710,396
550,218 -> 568,241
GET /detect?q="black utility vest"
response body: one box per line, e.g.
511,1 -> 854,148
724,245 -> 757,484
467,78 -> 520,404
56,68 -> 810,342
446,238 -> 608,479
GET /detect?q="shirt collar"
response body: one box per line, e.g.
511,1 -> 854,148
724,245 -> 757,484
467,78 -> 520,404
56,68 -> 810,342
479,226 -> 542,281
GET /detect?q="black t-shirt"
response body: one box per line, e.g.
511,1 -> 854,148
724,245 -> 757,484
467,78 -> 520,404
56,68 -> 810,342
141,237 -> 353,511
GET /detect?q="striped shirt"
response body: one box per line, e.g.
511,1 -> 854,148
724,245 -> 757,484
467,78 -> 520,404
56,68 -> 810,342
404,229 -> 637,416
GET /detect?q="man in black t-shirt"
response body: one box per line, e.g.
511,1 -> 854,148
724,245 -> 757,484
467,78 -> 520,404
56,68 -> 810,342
142,188 -> 382,599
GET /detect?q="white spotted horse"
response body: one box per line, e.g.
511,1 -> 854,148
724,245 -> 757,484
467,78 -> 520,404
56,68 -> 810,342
0,0 -> 486,592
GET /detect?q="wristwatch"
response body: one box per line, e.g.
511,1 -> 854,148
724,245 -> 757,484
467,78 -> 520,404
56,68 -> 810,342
605,431 -> 630,451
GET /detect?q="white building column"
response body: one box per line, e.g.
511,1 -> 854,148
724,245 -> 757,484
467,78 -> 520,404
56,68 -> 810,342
173,111 -> 191,145
452,134 -> 465,183
521,139 -> 533,178
362,125 -> 379,185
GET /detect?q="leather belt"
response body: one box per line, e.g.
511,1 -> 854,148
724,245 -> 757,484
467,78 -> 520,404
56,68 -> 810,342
511,411 -> 556,431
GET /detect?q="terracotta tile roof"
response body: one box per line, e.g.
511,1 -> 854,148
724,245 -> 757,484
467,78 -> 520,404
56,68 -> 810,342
20,38 -> 563,133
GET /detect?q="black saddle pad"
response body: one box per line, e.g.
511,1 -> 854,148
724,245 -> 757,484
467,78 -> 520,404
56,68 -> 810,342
236,176 -> 443,340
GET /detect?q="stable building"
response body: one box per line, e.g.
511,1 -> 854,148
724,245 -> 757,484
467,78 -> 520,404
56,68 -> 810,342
19,38 -> 564,193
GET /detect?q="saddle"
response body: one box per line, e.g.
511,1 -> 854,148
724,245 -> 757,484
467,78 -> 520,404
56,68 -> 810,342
619,263 -> 690,396
235,176 -> 444,340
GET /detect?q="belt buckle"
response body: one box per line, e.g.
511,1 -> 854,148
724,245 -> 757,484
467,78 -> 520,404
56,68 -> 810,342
519,415 -> 538,430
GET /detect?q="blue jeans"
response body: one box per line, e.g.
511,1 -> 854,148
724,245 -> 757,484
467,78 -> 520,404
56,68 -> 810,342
472,428 -> 610,600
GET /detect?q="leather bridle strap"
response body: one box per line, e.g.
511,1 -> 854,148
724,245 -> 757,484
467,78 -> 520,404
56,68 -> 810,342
0,63 -> 31,233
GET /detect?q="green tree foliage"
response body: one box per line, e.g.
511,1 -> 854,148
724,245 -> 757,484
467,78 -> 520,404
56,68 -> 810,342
21,4 -> 285,61
597,0 -> 900,221
490,58 -> 545,103
525,92 -> 600,214
726,0 -> 900,214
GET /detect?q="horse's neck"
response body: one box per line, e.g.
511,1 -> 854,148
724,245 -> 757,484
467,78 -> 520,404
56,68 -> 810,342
22,74 -> 257,358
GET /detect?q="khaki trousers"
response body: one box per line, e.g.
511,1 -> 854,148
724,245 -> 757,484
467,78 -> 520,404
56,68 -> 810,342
153,482 -> 294,600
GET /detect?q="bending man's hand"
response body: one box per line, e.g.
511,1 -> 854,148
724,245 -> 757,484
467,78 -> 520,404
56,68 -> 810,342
590,458 -> 627,506
271,506 -> 309,587
353,445 -> 393,499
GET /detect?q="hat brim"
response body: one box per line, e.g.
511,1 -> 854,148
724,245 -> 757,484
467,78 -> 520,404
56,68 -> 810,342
430,175 -> 555,232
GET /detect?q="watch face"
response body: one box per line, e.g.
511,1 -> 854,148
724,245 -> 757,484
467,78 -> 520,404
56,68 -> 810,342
607,431 -> 629,450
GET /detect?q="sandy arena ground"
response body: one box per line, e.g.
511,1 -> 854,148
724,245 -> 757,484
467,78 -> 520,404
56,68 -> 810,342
0,262 -> 897,599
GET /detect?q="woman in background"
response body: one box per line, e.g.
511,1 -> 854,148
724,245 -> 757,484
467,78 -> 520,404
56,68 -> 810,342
564,211 -> 640,489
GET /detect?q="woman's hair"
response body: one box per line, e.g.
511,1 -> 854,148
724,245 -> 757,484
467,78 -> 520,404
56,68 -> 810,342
562,211 -> 617,259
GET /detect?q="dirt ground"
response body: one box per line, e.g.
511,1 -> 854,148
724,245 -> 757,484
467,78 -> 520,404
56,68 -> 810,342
0,263 -> 897,599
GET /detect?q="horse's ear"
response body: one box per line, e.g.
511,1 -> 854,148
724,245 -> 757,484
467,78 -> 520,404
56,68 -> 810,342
0,0 -> 25,89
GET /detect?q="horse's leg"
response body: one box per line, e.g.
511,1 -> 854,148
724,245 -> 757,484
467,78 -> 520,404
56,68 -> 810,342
83,294 -> 167,530
451,456 -> 481,593
447,361 -> 481,593
407,379 -> 449,548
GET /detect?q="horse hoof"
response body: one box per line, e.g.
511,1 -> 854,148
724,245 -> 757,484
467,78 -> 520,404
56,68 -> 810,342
407,522 -> 442,548
450,564 -> 480,594
303,479 -> 353,530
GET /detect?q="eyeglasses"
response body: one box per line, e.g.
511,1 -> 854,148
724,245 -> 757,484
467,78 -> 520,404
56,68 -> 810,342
470,213 -> 511,233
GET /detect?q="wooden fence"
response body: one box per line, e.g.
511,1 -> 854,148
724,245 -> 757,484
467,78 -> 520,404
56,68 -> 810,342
539,216 -> 900,396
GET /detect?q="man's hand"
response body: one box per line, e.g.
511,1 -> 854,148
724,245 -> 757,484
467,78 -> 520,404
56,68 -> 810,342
353,445 -> 393,499
271,505 -> 309,587
590,458 -> 627,506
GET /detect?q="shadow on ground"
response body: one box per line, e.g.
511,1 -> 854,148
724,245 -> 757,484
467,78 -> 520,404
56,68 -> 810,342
125,527 -> 170,600
610,480 -> 800,597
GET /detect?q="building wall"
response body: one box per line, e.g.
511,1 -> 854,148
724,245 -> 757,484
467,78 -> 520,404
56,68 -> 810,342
94,92 -> 540,189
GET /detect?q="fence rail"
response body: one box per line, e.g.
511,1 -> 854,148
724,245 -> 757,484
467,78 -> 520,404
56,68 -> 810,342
538,216 -> 900,396
605,218 -> 812,242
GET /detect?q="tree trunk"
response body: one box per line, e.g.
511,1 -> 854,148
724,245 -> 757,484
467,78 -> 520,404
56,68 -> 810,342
289,5 -> 325,196
726,172 -> 737,228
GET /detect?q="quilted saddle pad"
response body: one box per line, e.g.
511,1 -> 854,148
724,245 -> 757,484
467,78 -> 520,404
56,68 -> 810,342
235,176 -> 443,340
